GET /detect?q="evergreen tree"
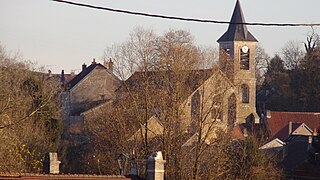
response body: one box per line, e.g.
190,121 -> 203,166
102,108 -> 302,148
262,55 -> 296,111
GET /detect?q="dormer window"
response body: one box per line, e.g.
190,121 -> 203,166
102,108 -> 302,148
240,46 -> 249,70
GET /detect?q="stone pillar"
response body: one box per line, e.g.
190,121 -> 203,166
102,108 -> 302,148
43,152 -> 61,174
129,150 -> 138,176
146,151 -> 166,180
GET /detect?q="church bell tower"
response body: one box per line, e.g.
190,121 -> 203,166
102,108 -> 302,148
217,0 -> 259,124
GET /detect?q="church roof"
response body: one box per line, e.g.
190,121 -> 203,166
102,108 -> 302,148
118,69 -> 215,97
217,0 -> 257,42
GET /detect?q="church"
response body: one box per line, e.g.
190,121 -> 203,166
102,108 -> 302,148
217,0 -> 259,126
61,0 -> 261,143
56,0 -> 320,178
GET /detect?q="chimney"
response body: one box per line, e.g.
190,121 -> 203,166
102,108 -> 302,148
314,128 -> 318,136
104,58 -> 114,73
82,63 -> 87,71
43,152 -> 61,174
92,58 -> 96,64
60,70 -> 65,85
48,70 -> 52,77
129,150 -> 138,176
266,110 -> 271,119
308,136 -> 313,151
243,127 -> 248,137
288,121 -> 292,135
147,151 -> 166,180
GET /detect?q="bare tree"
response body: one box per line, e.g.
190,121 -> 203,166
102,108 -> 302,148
304,28 -> 320,55
0,44 -> 62,173
281,40 -> 304,70
85,28 -> 280,179
255,44 -> 270,87
195,132 -> 281,180
91,28 -> 233,179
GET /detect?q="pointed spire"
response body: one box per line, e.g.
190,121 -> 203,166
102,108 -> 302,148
217,0 -> 257,42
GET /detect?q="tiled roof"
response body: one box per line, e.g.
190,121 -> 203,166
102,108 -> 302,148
267,111 -> 320,138
122,68 -> 213,90
48,73 -> 76,84
217,0 -> 257,42
118,68 -> 219,103
0,173 -> 135,179
231,124 -> 246,140
272,122 -> 302,141
280,136 -> 310,171
63,74 -> 77,83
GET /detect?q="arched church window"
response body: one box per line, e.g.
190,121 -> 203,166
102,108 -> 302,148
241,84 -> 249,103
228,93 -> 236,127
211,105 -> 222,121
240,46 -> 250,70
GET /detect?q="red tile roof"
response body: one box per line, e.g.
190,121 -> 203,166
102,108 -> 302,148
267,111 -> 320,138
0,173 -> 134,180
231,124 -> 246,140
272,122 -> 302,141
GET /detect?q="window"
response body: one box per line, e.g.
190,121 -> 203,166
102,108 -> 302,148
228,94 -> 236,127
240,48 -> 250,70
211,106 -> 222,121
241,84 -> 249,103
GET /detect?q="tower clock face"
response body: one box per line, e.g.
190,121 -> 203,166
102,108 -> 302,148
240,45 -> 250,70
241,45 -> 249,53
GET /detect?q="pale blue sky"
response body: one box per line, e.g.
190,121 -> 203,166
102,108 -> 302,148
1,0 -> 320,73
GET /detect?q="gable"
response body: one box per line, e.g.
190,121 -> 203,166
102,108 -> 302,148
260,138 -> 285,150
67,63 -> 105,90
69,65 -> 120,103
181,67 -> 234,109
128,116 -> 164,141
292,123 -> 313,136
271,122 -> 314,141
267,111 -> 320,138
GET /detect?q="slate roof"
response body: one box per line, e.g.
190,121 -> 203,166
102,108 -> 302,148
67,63 -> 106,90
280,136 -> 310,171
217,0 -> 257,42
118,68 -> 217,99
267,111 -> 320,138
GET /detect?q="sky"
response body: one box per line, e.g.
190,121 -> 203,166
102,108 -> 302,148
1,0 -> 320,74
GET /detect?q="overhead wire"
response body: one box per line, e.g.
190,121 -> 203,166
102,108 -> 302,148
51,0 -> 320,27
